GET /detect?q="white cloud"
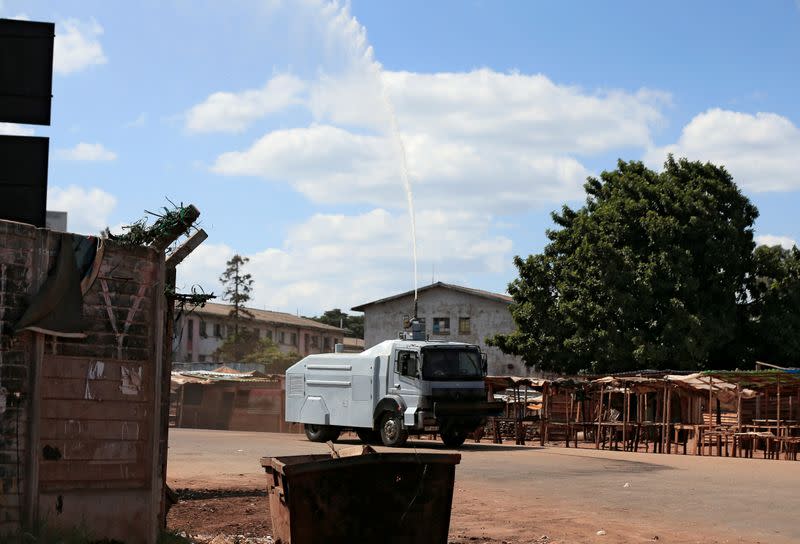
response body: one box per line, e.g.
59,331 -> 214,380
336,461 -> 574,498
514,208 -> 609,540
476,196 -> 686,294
756,234 -> 797,249
57,142 -> 117,161
645,109 -> 800,192
204,0 -> 668,215
47,186 -> 117,235
179,207 -> 512,315
183,0 -> 674,314
185,74 -> 306,133
0,123 -> 34,136
213,123 -> 590,213
124,113 -> 147,128
54,18 -> 107,75
209,70 -> 664,212
311,70 -> 669,154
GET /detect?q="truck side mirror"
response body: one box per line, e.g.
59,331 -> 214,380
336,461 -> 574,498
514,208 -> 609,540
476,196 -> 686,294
481,352 -> 488,375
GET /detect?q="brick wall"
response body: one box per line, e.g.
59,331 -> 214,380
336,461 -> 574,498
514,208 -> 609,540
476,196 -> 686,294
0,220 -> 165,543
0,220 -> 36,533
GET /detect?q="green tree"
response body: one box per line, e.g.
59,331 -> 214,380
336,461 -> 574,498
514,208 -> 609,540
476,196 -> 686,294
309,308 -> 364,339
219,254 -> 254,360
242,338 -> 302,374
213,329 -> 300,373
490,157 -> 759,374
749,245 -> 800,365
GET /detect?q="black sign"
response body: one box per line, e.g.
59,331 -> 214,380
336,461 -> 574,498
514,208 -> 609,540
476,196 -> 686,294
0,18 -> 55,126
0,135 -> 49,227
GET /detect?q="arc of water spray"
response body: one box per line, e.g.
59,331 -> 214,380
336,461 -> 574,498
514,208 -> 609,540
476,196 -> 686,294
317,0 -> 418,316
380,78 -> 418,314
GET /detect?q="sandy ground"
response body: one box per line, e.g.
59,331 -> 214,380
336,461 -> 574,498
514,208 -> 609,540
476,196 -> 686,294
167,429 -> 798,544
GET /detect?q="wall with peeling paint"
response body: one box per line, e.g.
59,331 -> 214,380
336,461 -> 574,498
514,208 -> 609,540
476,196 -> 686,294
0,219 -> 166,544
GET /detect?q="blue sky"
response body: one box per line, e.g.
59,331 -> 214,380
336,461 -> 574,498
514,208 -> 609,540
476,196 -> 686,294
3,1 -> 799,316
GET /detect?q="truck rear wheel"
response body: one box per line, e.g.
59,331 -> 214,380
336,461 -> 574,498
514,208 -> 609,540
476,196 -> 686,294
304,424 -> 340,443
379,412 -> 408,447
441,428 -> 468,448
356,428 -> 382,445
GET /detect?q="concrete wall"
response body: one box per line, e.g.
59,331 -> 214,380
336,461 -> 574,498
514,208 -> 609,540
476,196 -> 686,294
360,287 -> 531,376
0,219 -> 166,543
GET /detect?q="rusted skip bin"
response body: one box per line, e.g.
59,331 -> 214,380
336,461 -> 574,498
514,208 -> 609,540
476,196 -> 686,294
260,452 -> 461,544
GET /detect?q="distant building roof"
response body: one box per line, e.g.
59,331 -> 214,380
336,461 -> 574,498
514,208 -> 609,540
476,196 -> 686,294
212,365 -> 243,374
193,302 -> 344,333
171,370 -> 280,384
351,282 -> 513,312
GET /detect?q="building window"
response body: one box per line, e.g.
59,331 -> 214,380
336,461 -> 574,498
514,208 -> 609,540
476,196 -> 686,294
311,335 -> 319,348
200,320 -> 207,337
324,337 -> 331,350
255,328 -> 261,339
214,323 -> 223,338
458,317 -> 471,334
279,331 -> 286,344
290,332 -> 297,346
432,317 -> 450,335
187,319 -> 194,339
266,330 -> 273,341
198,354 -> 206,362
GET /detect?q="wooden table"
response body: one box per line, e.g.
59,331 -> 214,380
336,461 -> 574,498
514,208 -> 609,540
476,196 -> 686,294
700,426 -> 736,457
734,432 -> 776,459
672,424 -> 707,455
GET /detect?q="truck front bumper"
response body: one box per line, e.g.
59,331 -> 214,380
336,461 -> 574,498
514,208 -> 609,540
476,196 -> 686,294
433,401 -> 505,418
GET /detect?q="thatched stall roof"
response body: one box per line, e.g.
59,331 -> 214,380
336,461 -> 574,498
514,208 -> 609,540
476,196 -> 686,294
591,375 -> 663,393
663,373 -> 757,402
701,369 -> 800,390
485,376 -> 548,389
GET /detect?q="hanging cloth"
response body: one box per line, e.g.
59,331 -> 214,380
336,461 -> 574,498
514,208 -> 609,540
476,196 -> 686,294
15,232 -> 89,337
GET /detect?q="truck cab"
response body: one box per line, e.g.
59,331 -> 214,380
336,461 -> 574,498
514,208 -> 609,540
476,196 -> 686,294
285,339 -> 503,448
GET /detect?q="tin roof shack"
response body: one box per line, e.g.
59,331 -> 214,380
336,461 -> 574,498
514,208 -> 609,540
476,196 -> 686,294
172,370 -> 300,433
0,213 -> 203,543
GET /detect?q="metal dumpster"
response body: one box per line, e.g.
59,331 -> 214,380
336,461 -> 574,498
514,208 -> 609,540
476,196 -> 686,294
260,452 -> 461,544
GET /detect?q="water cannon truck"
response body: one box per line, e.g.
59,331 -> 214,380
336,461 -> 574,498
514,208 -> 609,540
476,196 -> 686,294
284,321 -> 504,447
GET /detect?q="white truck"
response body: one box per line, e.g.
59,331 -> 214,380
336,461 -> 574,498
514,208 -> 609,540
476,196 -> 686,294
284,336 -> 504,447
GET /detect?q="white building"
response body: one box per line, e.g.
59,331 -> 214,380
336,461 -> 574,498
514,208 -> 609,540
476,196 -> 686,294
174,302 -> 346,365
351,282 -> 532,376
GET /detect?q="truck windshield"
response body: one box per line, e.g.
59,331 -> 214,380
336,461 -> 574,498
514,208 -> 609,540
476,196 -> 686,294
421,349 -> 483,381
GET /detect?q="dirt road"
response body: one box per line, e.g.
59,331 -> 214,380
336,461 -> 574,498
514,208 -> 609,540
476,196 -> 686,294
167,428 -> 797,543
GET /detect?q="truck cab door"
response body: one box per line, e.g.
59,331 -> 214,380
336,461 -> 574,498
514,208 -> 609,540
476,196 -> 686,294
391,349 -> 420,425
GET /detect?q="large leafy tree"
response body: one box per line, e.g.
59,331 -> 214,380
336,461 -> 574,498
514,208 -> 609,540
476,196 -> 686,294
490,157 -> 759,374
219,254 -> 254,360
749,245 -> 800,365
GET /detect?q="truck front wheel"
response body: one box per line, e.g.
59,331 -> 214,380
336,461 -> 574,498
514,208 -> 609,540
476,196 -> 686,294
304,424 -> 340,443
379,412 -> 408,447
440,428 -> 468,448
